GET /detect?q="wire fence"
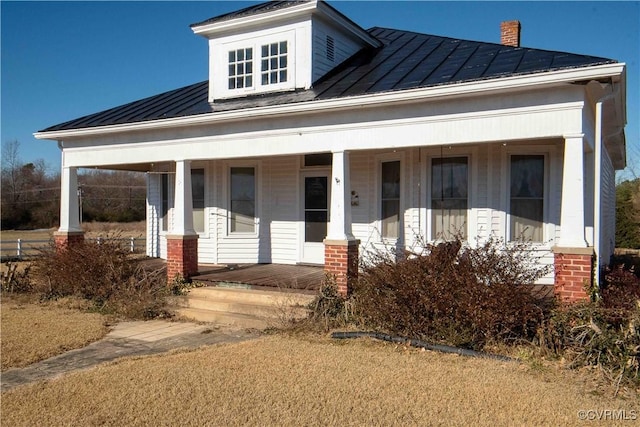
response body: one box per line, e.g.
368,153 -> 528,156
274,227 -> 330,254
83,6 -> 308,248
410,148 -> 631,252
1,237 -> 147,261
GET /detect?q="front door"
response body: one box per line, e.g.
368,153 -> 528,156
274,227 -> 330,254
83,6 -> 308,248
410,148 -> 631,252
301,174 -> 329,264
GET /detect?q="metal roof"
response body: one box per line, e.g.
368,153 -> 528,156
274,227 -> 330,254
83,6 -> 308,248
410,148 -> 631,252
40,26 -> 616,133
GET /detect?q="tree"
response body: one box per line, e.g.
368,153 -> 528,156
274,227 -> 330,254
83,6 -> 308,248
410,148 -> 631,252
615,178 -> 640,249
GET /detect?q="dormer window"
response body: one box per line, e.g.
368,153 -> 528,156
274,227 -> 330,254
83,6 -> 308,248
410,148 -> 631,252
228,48 -> 253,90
261,41 -> 288,85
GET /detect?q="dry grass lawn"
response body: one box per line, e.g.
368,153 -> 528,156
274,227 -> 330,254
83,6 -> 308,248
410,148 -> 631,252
1,295 -> 110,371
2,334 -> 637,426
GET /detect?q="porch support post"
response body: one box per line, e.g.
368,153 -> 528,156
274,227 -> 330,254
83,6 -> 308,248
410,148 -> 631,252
54,166 -> 84,248
166,160 -> 198,282
324,151 -> 359,296
553,134 -> 591,302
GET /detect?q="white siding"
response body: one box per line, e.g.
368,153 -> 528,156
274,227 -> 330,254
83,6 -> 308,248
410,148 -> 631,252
600,149 -> 616,265
265,156 -> 299,264
312,19 -> 363,83
146,173 -> 161,258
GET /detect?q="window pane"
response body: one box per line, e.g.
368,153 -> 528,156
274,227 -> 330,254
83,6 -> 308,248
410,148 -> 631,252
246,48 -> 252,60
280,70 -> 287,82
261,45 -> 268,57
510,155 -> 543,198
382,199 -> 399,239
305,177 -> 328,210
305,211 -> 327,243
228,51 -> 235,62
510,155 -> 544,241
230,167 -> 255,233
279,41 -> 287,54
381,161 -> 400,239
245,76 -> 252,87
381,161 -> 400,199
191,169 -> 205,233
304,153 -> 332,167
431,157 -> 468,239
271,43 -> 278,55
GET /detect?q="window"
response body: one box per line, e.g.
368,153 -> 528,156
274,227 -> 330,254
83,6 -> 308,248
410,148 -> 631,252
431,157 -> 468,239
191,169 -> 205,233
304,153 -> 332,167
230,167 -> 255,233
510,155 -> 544,241
381,161 -> 401,239
161,174 -> 171,232
261,41 -> 287,85
228,47 -> 253,90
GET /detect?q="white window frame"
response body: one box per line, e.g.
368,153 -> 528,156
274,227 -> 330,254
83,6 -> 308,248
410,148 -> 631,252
375,152 -> 405,243
501,145 -> 555,245
225,161 -> 260,237
422,147 -> 477,244
220,31 -> 295,98
227,46 -> 254,91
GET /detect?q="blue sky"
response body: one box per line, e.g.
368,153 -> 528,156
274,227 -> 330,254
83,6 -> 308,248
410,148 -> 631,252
2,1 -> 638,178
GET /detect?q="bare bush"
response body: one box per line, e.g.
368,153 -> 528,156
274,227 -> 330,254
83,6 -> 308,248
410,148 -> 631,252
32,237 -> 170,319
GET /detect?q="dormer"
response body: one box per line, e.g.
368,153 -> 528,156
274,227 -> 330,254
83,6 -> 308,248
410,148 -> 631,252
191,0 -> 381,102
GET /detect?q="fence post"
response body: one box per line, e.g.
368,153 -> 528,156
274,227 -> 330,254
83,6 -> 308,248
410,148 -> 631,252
130,237 -> 135,253
17,239 -> 22,259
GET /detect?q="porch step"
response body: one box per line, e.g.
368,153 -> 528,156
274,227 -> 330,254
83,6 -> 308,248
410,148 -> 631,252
169,286 -> 315,329
173,308 -> 274,330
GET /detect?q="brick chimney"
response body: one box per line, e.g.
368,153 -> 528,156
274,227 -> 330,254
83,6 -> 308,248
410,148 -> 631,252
500,20 -> 521,47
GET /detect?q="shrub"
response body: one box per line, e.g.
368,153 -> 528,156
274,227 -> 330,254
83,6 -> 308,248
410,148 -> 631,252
1,261 -> 32,293
32,237 -> 169,319
352,236 -> 551,349
304,274 -> 354,331
540,266 -> 640,390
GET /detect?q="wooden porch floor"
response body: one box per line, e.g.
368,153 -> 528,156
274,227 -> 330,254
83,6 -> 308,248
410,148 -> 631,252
193,263 -> 323,293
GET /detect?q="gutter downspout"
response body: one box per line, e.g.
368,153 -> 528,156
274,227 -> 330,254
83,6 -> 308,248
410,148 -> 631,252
593,83 -> 618,295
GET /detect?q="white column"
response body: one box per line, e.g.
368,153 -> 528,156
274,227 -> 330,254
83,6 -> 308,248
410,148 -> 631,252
326,151 -> 355,241
58,167 -> 82,233
171,160 -> 196,236
557,134 -> 588,248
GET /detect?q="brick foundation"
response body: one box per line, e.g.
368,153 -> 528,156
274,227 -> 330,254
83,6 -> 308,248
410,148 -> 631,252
324,239 -> 360,296
166,234 -> 198,282
53,231 -> 85,249
553,248 -> 593,302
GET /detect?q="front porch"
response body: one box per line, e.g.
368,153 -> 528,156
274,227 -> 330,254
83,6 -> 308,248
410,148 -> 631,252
193,263 -> 323,293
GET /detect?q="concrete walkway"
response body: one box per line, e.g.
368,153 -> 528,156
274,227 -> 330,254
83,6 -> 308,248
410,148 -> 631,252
1,320 -> 261,392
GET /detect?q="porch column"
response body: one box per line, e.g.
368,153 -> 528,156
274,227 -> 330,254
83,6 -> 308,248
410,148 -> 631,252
166,160 -> 198,282
54,166 -> 84,248
553,134 -> 591,302
324,151 -> 359,296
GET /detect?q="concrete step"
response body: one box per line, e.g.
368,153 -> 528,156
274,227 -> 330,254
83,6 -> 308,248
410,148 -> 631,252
174,308 -> 271,329
168,286 -> 316,329
176,297 -> 309,319
186,286 -> 315,307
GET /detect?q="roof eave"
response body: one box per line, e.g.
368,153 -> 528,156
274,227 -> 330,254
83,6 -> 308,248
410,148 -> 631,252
34,63 -> 626,141
191,1 -> 318,37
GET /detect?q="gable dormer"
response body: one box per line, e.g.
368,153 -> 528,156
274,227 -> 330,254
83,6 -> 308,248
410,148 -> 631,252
191,0 -> 380,102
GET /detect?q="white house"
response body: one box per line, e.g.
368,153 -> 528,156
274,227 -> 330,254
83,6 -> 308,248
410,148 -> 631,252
35,1 -> 627,301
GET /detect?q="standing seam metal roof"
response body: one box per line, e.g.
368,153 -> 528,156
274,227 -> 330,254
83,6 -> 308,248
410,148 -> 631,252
40,26 -> 616,133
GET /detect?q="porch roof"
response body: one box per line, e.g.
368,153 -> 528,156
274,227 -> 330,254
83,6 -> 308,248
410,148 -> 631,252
39,27 -> 615,133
